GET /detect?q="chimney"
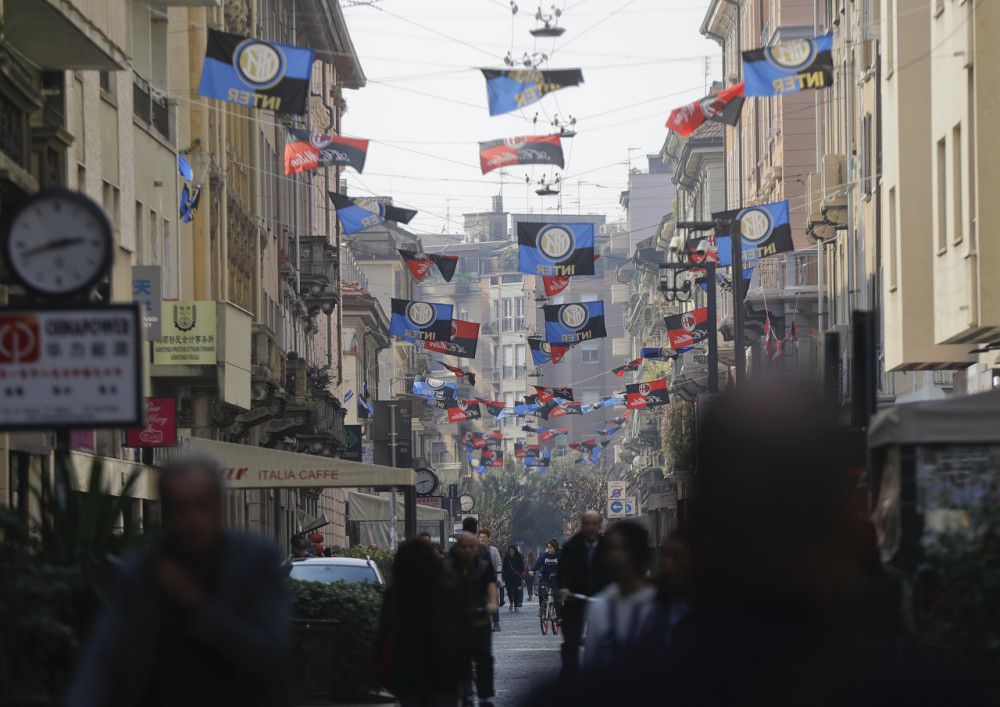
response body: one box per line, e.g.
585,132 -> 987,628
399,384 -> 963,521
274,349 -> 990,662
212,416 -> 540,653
492,194 -> 503,213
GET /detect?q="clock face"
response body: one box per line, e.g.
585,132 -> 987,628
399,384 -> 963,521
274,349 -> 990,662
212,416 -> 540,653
460,494 -> 475,513
415,468 -> 438,496
5,190 -> 113,298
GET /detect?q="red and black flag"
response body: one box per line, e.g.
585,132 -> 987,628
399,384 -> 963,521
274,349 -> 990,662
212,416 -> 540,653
545,402 -> 582,419
528,337 -> 571,365
539,427 -> 569,442
478,399 -> 506,417
479,449 -> 504,467
541,255 -> 600,296
666,82 -> 745,137
284,130 -> 369,175
424,319 -> 480,359
399,250 -> 459,283
514,442 -> 541,459
479,134 -> 564,175
568,442 -> 581,451
534,385 -> 574,402
665,307 -> 711,351
625,378 -> 670,410
613,358 -> 644,378
441,362 -> 476,386
445,399 -> 482,423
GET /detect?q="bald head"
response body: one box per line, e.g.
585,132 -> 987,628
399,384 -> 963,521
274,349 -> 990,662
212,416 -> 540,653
455,531 -> 479,565
581,510 -> 602,541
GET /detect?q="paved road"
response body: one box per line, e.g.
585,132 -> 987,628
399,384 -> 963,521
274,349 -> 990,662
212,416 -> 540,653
491,592 -> 561,706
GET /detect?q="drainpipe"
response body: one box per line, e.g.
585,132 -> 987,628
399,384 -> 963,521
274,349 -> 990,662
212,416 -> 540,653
814,0 -> 826,336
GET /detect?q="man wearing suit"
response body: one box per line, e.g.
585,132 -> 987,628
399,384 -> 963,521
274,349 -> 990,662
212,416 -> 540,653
557,510 -> 607,676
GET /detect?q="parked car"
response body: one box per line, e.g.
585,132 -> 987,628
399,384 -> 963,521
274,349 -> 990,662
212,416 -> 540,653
288,556 -> 384,585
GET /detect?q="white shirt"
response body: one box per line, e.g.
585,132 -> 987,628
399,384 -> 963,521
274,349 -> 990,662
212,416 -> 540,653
582,584 -> 658,668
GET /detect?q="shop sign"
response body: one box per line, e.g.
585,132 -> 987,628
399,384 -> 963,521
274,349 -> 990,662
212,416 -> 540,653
153,300 -> 217,365
126,397 -> 178,447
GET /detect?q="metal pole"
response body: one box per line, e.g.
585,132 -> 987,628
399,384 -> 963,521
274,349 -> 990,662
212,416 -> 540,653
388,403 -> 397,550
705,261 -> 719,393
730,225 -> 745,386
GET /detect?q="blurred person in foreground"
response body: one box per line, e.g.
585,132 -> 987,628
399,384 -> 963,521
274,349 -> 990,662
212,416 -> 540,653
639,527 -> 693,653
374,539 -> 467,706
68,456 -> 290,707
581,520 -> 657,669
448,531 -> 499,707
526,385 -> 993,706
556,510 -> 607,676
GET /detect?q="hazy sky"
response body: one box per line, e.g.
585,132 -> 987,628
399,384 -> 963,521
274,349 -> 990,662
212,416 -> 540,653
339,1 -> 718,237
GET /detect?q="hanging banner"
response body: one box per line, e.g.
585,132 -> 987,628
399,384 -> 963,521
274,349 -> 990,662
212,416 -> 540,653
534,385 -> 574,402
737,200 -> 794,265
480,67 -> 584,116
528,337 -> 570,365
543,301 -> 607,344
329,192 -> 418,235
742,34 -> 834,96
284,130 -> 369,175
126,397 -> 178,447
479,134 -> 564,174
131,265 -> 162,341
541,255 -> 600,297
478,399 -> 506,417
423,319 -> 480,359
399,250 -> 459,283
518,222 -> 596,277
445,400 -> 482,423
198,29 -> 314,115
412,377 -> 457,400
389,298 -> 453,342
613,358 -> 643,378
666,82 -> 745,137
625,378 -> 670,410
153,301 -> 217,365
665,307 -> 711,351
441,362 -> 475,386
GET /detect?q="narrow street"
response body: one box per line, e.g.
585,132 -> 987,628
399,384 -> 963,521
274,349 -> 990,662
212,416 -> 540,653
492,594 -> 562,706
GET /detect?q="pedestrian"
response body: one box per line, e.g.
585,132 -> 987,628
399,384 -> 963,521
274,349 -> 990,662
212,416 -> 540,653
640,527 -> 692,654
478,528 -> 504,632
447,532 -> 499,707
502,545 -> 526,612
556,510 -> 607,676
283,533 -> 314,569
68,456 -> 291,707
374,539 -> 467,707
525,550 -> 537,601
582,520 -> 657,669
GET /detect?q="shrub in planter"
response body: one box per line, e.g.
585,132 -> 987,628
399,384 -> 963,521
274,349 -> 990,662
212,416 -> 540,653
289,579 -> 384,700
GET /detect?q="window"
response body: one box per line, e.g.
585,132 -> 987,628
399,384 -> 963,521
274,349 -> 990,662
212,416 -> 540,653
581,341 -> 599,364
503,345 -> 515,379
515,345 -> 526,377
888,187 -> 898,291
953,124 -> 963,243
860,114 -> 873,197
492,345 -> 500,379
501,297 -> 524,332
936,137 -> 947,253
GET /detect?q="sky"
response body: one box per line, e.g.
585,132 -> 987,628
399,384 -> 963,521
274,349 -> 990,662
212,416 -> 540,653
338,0 -> 719,238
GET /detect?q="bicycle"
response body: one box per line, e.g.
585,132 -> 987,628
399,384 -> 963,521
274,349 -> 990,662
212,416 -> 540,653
537,581 -> 561,636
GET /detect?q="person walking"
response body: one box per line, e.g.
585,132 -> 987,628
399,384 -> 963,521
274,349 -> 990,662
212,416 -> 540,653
447,532 -> 499,707
478,528 -> 504,632
557,510 -> 607,676
582,521 -> 657,669
502,546 -> 525,612
374,539 -> 467,707
639,528 -> 693,655
69,456 -> 291,707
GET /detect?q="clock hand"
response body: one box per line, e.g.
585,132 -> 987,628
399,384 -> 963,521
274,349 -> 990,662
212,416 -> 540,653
20,237 -> 85,257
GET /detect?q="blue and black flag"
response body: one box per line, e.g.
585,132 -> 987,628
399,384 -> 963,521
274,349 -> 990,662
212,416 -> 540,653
481,68 -> 584,116
543,301 -> 607,344
736,200 -> 793,266
412,377 -> 457,400
389,298 -> 453,342
518,222 -> 596,278
742,34 -> 833,96
199,29 -> 314,115
329,193 -> 418,236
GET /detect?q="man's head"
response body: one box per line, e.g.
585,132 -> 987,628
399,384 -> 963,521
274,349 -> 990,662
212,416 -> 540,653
158,455 -> 224,558
454,531 -> 480,566
462,516 -> 479,534
416,531 -> 433,543
290,535 -> 311,558
581,510 -> 602,541
478,528 -> 492,545
603,520 -> 649,585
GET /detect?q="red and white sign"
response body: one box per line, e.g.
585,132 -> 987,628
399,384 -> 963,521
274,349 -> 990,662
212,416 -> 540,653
126,397 -> 178,447
415,496 -> 443,509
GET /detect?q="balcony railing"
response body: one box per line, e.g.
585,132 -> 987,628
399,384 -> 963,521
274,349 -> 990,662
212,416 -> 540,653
133,75 -> 172,143
746,251 -> 818,300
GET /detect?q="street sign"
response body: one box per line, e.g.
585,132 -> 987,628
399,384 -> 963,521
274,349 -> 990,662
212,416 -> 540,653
608,480 -> 627,500
0,305 -> 142,429
608,499 -> 625,518
131,265 -> 162,340
415,496 -> 443,509
623,496 -> 638,516
341,424 -> 363,462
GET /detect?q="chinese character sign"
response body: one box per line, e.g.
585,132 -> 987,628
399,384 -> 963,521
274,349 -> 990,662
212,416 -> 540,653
131,265 -> 162,340
152,301 -> 218,365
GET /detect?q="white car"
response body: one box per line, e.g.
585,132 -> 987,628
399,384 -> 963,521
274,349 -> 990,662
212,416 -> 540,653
287,557 -> 384,586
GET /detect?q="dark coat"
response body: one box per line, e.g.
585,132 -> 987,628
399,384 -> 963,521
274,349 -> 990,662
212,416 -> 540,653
502,553 -> 525,586
557,532 -> 608,597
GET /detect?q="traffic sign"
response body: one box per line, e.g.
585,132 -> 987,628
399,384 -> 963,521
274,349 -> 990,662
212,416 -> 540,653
608,499 -> 625,518
623,496 -> 638,516
608,480 -> 627,500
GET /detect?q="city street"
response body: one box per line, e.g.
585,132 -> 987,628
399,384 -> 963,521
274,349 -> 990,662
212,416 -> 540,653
492,595 -> 562,707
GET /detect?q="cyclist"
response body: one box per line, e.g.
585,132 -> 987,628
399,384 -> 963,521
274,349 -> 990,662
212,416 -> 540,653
529,539 -> 562,622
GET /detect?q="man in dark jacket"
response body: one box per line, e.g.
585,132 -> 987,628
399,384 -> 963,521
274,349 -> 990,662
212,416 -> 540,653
448,531 -> 499,706
557,510 -> 607,676
69,456 -> 290,707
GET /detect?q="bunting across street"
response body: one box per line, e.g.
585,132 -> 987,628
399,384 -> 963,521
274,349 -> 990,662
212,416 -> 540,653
666,82 -> 745,137
412,377 -> 457,400
479,134 -> 565,174
480,68 -> 584,116
625,378 -> 670,409
534,385 -> 574,402
528,337 -> 570,365
284,130 -> 368,175
613,358 -> 643,378
441,362 -> 475,386
445,399 -> 482,423
742,34 -> 834,96
543,301 -> 607,344
424,320 -> 480,359
329,193 -> 417,235
389,299 -> 453,342
518,223 -> 596,278
541,255 -> 600,296
399,250 -> 459,283
478,399 -> 506,417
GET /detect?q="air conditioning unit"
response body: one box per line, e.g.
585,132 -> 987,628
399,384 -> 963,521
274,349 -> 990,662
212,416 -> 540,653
611,283 -> 630,305
805,171 -> 823,224
612,337 -> 631,358
822,154 -> 848,209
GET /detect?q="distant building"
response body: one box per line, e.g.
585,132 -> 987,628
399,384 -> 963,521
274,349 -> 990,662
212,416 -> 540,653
620,155 -> 675,257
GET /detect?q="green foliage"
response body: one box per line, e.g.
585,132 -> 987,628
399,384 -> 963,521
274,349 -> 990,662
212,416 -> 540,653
289,579 -> 383,699
339,545 -> 395,585
664,401 -> 696,472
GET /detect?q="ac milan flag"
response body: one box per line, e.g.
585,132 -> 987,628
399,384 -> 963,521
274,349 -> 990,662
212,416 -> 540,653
665,307 -> 711,351
666,82 -> 745,137
446,400 -> 482,423
424,319 -> 480,359
479,134 -> 564,175
478,399 -> 506,417
539,428 -> 569,442
528,337 -> 570,365
441,362 -> 476,386
625,378 -> 670,409
284,130 -> 368,175
613,358 -> 643,378
541,255 -> 600,296
534,385 -> 574,402
399,250 -> 459,283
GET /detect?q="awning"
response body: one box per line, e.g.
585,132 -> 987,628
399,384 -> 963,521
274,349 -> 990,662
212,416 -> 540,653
868,390 -> 1000,448
69,452 -> 157,500
348,491 -> 449,521
180,437 -> 415,488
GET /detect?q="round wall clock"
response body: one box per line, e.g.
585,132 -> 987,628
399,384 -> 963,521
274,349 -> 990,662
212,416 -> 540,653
415,467 -> 439,496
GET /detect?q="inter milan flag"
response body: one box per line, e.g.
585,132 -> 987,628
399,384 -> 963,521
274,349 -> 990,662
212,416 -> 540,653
441,362 -> 475,386
639,347 -> 674,360
480,68 -> 584,116
390,299 -> 453,342
478,399 -> 506,417
479,134 -> 564,175
528,337 -> 570,366
199,30 -> 313,115
543,301 -> 607,344
737,201 -> 793,265
667,82 -> 746,137
424,320 -> 480,360
446,400 -> 482,423
742,34 -> 834,96
284,130 -> 368,175
399,250 -> 459,283
613,358 -> 644,378
518,223 -> 595,278
542,255 -> 600,297
665,307 -> 712,351
412,377 -> 457,400
329,193 -> 417,236
626,378 -> 670,410
534,385 -> 574,402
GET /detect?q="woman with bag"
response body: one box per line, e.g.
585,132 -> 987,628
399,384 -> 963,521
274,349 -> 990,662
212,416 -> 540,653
502,545 -> 526,612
